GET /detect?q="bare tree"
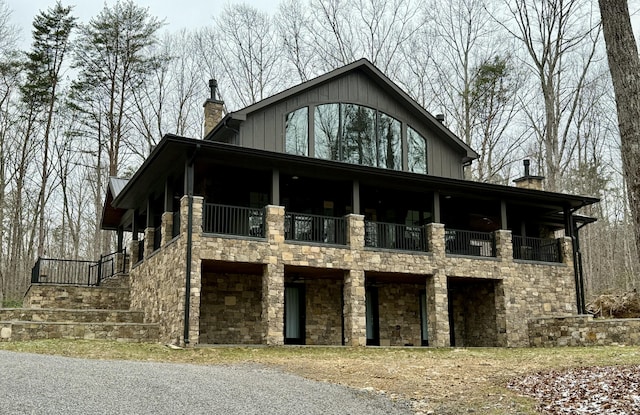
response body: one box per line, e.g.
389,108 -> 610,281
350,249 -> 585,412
598,0 -> 640,261
503,0 -> 602,191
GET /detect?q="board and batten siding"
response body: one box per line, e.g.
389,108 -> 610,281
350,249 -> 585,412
237,70 -> 466,179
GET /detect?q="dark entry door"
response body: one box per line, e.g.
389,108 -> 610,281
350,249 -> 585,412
366,286 -> 380,346
284,285 -> 305,344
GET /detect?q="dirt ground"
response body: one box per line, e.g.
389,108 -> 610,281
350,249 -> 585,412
1,341 -> 639,414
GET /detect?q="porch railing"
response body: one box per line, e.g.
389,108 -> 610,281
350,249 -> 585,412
364,221 -> 427,252
203,203 -> 265,237
445,229 -> 496,257
512,235 -> 561,263
31,249 -> 128,286
285,212 -> 347,245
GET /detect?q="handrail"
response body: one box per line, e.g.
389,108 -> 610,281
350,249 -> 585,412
31,248 -> 128,286
364,220 -> 427,252
285,212 -> 347,245
445,228 -> 496,257
513,235 -> 561,263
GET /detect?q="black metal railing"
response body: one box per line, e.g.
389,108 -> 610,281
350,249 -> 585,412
364,221 -> 427,252
137,239 -> 145,262
172,210 -> 180,238
153,225 -> 162,251
31,249 -> 128,286
445,229 -> 496,257
512,235 -> 561,263
203,203 -> 265,237
285,212 -> 347,245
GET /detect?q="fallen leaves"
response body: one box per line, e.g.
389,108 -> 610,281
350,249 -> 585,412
508,365 -> 640,414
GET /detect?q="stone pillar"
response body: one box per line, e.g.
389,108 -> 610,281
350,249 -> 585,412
161,211 -> 173,246
144,227 -> 155,257
426,269 -> 450,347
262,262 -> 285,345
426,223 -> 445,258
494,229 -> 513,261
265,205 -> 285,244
128,240 -> 139,272
188,196 -> 204,345
346,214 -> 365,249
343,269 -> 366,346
180,195 -> 204,235
560,236 -> 574,267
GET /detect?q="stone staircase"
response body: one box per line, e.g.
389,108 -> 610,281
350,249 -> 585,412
0,273 -> 158,343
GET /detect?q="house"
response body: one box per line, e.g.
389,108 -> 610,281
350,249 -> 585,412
99,59 -> 598,347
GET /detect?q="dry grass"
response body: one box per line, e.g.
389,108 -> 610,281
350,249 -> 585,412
1,341 -> 639,414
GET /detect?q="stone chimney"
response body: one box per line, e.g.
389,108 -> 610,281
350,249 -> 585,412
203,79 -> 225,138
513,159 -> 545,191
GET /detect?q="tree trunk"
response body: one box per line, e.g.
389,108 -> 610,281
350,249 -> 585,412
598,0 -> 640,257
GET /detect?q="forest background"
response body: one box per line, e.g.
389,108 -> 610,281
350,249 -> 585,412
0,0 -> 635,304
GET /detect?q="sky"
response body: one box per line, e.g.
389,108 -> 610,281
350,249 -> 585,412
7,0 -> 281,47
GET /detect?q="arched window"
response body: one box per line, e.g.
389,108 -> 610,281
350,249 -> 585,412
285,107 -> 308,156
408,126 -> 427,174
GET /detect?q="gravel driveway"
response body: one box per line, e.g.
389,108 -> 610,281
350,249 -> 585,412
0,350 -> 412,414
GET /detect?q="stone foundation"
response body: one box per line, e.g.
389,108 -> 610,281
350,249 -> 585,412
377,283 -> 424,347
24,285 -> 130,310
304,278 -> 343,345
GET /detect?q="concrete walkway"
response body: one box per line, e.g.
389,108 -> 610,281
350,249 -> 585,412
0,350 -> 412,414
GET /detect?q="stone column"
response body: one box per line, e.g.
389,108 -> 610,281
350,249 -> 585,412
161,211 -> 173,246
188,196 -> 204,345
144,227 -> 155,257
560,236 -> 574,267
343,269 -> 366,346
346,214 -> 365,249
494,229 -> 513,261
426,269 -> 450,347
426,223 -> 445,258
128,240 -> 139,272
265,205 -> 285,244
262,262 -> 285,345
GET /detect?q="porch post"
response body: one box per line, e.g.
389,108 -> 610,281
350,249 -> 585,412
433,192 -> 441,223
164,178 -> 173,212
500,200 -> 507,229
144,195 -> 155,256
343,269 -> 366,346
272,169 -> 280,206
352,180 -> 360,214
116,226 -> 124,251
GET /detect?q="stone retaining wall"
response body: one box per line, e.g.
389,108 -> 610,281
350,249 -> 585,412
0,308 -> 144,323
24,285 -> 130,310
0,321 -> 158,342
529,315 -> 640,347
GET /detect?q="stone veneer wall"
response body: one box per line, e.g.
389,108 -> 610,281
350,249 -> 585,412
135,197 -> 578,347
304,278 -> 343,345
377,283 -> 423,346
529,315 -> 640,347
199,272 -> 262,344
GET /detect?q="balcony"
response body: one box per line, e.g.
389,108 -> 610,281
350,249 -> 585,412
202,203 -> 265,238
512,235 -> 561,263
364,221 -> 427,252
445,229 -> 496,258
285,212 -> 347,246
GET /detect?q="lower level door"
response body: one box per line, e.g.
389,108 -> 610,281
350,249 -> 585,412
284,285 -> 305,344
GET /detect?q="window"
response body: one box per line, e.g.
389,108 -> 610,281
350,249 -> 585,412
314,104 -> 340,160
378,112 -> 401,170
285,107 -> 309,156
408,127 -> 427,174
342,104 -> 376,167
289,103 -> 405,172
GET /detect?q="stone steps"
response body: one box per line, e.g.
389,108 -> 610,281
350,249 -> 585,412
0,308 -> 144,324
0,272 -> 159,343
0,321 -> 159,342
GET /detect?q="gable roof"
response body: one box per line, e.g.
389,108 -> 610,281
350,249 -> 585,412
101,176 -> 130,230
205,58 -> 478,163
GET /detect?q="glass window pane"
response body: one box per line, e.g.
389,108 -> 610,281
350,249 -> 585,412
378,113 -> 401,170
408,127 -> 427,174
342,104 -> 376,166
285,107 -> 309,156
314,104 -> 340,160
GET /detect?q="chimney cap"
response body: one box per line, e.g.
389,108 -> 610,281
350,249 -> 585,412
208,79 -> 221,102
